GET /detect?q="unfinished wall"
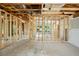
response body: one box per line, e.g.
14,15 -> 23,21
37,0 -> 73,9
68,17 -> 79,48
0,9 -> 29,49
28,15 -> 36,40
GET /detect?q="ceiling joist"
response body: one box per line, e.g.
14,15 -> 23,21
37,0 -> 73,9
0,3 -> 79,20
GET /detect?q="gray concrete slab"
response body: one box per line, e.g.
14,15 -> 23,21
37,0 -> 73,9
0,40 -> 79,56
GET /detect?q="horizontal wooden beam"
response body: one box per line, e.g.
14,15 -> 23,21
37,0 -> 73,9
42,12 -> 62,14
10,12 -> 75,15
42,8 -> 79,11
4,8 -> 79,12
0,3 -> 42,5
6,9 -> 41,12
42,12 -> 75,14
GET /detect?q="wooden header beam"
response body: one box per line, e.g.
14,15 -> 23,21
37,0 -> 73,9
4,8 -> 79,12
42,8 -> 79,11
0,3 -> 42,5
42,12 -> 75,14
10,12 -> 75,15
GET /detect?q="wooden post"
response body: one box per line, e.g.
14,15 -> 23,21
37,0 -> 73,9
25,21 -> 28,40
10,14 -> 12,43
0,10 -> 2,48
42,16 -> 44,41
15,17 -> 17,41
17,19 -> 19,40
33,17 -> 36,40
2,12 -> 5,46
19,20 -> 21,40
33,16 -> 36,40
37,17 -> 40,41
20,21 -> 23,39
18,19 -> 20,40
51,18 -> 54,40
24,22 -> 28,39
12,16 -> 16,42
50,17 -> 52,41
27,22 -> 29,39
28,20 -> 29,40
4,13 -> 8,45
0,10 -> 1,39
58,19 -> 60,41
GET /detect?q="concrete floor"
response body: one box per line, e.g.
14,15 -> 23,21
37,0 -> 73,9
0,40 -> 79,56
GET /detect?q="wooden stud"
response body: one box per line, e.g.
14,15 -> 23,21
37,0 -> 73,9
10,14 -> 12,43
42,16 -> 44,41
15,17 -> 18,40
4,12 -> 8,44
0,10 -> 2,48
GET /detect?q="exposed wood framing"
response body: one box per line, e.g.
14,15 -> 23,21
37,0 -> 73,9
0,9 -> 28,48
